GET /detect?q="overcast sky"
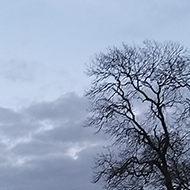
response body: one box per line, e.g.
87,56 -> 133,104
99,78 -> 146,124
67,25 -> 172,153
0,1 -> 190,190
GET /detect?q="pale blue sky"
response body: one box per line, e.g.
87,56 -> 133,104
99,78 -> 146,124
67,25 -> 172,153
0,1 -> 189,190
0,0 -> 189,108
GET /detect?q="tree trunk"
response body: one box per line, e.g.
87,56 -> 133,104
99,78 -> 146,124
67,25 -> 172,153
162,164 -> 175,190
159,158 -> 175,190
165,177 -> 175,190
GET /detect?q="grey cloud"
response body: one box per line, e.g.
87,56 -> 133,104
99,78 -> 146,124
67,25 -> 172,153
0,107 -> 21,123
0,151 -> 102,190
0,59 -> 36,82
0,107 -> 39,138
25,92 -> 88,121
0,93 -> 104,190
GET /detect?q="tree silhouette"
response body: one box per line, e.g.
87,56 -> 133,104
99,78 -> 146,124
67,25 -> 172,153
86,41 -> 190,190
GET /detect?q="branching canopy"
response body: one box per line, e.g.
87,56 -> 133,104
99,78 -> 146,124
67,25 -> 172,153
86,41 -> 190,190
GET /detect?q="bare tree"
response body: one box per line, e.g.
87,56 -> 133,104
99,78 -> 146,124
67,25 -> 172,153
85,41 -> 190,190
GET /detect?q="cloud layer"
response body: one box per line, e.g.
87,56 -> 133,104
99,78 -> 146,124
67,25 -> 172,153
0,93 -> 105,190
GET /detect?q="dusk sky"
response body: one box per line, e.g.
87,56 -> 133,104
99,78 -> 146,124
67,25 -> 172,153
0,1 -> 190,190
